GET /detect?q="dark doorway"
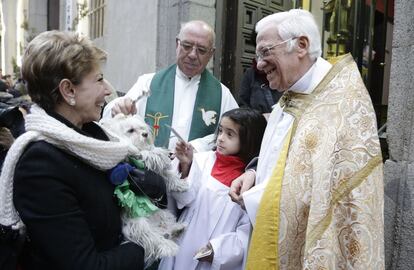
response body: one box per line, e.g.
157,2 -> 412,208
214,0 -> 292,100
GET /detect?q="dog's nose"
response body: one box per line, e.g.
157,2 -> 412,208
142,132 -> 148,138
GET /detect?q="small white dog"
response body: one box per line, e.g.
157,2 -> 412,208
100,113 -> 188,264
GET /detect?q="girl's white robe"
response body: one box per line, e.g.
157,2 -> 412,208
159,151 -> 251,270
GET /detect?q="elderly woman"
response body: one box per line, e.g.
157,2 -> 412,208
0,31 -> 157,269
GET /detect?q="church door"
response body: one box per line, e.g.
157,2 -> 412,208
214,0 -> 292,100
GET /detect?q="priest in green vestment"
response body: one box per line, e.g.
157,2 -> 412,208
103,20 -> 238,150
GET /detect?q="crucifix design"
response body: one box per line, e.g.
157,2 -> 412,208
146,112 -> 169,137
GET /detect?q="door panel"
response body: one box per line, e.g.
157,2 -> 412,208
218,0 -> 292,100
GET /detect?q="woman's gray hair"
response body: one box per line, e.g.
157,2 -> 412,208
256,9 -> 322,61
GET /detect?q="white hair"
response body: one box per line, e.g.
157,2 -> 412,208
255,9 -> 322,61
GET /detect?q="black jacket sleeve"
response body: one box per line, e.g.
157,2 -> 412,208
128,168 -> 168,209
245,157 -> 258,172
13,141 -> 144,270
238,68 -> 254,107
128,168 -> 166,199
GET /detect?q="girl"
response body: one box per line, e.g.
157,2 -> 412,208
159,108 -> 267,270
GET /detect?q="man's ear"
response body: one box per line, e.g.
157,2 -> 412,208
58,79 -> 75,105
175,37 -> 180,49
296,36 -> 310,58
210,47 -> 216,56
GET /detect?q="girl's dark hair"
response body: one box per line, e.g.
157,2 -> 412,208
215,107 -> 267,163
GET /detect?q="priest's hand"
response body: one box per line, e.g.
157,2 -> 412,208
229,169 -> 256,209
111,96 -> 137,116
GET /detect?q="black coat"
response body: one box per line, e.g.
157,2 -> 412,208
238,67 -> 282,114
13,113 -> 145,270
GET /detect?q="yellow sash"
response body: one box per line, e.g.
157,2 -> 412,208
245,125 -> 294,270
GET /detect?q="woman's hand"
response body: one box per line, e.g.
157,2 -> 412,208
0,127 -> 15,149
128,167 -> 167,208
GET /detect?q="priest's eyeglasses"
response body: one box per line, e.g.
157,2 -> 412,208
177,39 -> 213,56
256,37 -> 297,61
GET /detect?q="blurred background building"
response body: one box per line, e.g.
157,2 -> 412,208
0,0 -> 413,268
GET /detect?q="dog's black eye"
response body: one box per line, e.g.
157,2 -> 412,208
127,128 -> 135,133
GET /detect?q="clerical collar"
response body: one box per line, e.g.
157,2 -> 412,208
288,60 -> 317,94
176,66 -> 201,82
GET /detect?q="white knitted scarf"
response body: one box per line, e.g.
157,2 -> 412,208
0,105 -> 139,227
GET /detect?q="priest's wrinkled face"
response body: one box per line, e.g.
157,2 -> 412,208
176,22 -> 215,78
256,25 -> 305,92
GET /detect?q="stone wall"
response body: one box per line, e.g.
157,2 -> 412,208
156,0 -> 216,71
384,0 -> 414,269
103,0 -> 217,93
101,0 -> 158,93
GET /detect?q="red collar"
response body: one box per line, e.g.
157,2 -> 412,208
211,152 -> 246,187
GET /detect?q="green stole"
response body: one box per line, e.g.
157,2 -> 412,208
145,64 -> 222,148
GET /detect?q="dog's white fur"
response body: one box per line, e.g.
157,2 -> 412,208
100,113 -> 188,264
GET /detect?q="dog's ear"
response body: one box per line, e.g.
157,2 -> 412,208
99,117 -> 111,127
98,117 -> 121,141
99,113 -> 126,130
99,118 -> 115,132
113,113 -> 127,120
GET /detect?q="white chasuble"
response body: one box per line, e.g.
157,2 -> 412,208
245,54 -> 384,270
